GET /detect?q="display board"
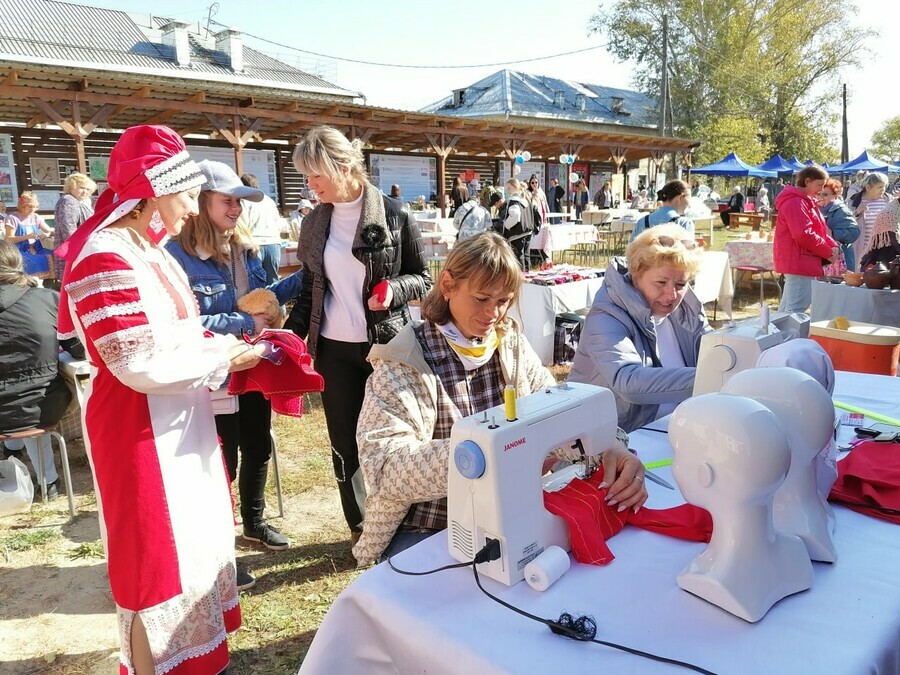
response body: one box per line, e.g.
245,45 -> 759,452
0,134 -> 20,206
369,153 -> 436,202
186,146 -> 279,201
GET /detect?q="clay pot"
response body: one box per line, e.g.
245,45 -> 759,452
843,270 -> 864,287
863,261 -> 892,289
890,256 -> 900,290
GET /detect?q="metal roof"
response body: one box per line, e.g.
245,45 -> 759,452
0,0 -> 360,98
421,69 -> 657,130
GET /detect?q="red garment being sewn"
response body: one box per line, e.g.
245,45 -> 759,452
829,440 -> 900,524
543,468 -> 713,565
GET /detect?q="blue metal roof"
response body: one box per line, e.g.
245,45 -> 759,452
0,0 -> 358,96
421,69 -> 657,129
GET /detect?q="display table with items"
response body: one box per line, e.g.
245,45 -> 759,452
300,371 -> 900,675
811,280 -> 900,329
509,265 -> 604,366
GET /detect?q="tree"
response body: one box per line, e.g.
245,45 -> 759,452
870,116 -> 900,162
589,0 -> 873,162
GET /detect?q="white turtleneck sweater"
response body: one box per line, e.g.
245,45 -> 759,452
321,190 -> 368,342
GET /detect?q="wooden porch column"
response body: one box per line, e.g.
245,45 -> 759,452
610,147 -> 628,203
204,114 -> 264,178
649,149 -> 667,192
556,144 -> 583,210
425,133 -> 460,217
28,98 -> 118,174
681,152 -> 693,182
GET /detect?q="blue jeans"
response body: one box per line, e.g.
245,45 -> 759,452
778,274 -> 813,313
378,530 -> 438,562
841,243 -> 856,273
3,437 -> 57,483
258,243 -> 281,285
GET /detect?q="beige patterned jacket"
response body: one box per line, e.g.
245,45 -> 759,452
352,317 -> 555,566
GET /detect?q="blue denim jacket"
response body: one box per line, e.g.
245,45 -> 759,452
166,241 -> 303,336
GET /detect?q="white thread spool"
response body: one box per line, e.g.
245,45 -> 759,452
524,545 -> 571,592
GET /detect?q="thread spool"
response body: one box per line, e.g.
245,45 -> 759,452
524,545 -> 571,592
504,385 -> 517,421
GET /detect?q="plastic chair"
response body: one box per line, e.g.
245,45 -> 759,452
0,425 -> 75,520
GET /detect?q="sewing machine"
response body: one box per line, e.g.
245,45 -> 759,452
447,382 -> 618,586
692,308 -> 810,396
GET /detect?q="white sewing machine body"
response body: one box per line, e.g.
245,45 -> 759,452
693,310 -> 810,395
447,382 -> 617,586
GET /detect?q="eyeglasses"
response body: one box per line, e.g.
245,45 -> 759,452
530,181 -> 538,185
655,235 -> 697,250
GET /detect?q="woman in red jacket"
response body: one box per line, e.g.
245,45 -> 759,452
773,165 -> 838,312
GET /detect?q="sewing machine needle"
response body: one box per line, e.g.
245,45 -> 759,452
644,470 -> 675,490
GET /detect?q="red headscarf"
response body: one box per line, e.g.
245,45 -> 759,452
56,125 -> 205,338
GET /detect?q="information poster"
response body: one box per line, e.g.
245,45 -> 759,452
0,134 -> 18,206
499,160 -> 545,193
186,146 -> 279,201
369,153 -> 436,202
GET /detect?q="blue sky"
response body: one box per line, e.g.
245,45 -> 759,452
79,0 -> 895,156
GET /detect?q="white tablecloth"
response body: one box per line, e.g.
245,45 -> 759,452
300,371 -> 900,675
811,280 -> 900,328
509,278 -> 604,365
529,224 -> 598,256
692,250 -> 733,316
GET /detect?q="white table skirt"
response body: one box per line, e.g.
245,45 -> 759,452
300,371 -> 900,675
691,250 -> 733,315
509,278 -> 604,365
529,224 -> 597,255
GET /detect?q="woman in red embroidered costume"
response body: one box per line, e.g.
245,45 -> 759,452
56,125 -> 264,675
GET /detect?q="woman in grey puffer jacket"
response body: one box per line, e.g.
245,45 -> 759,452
569,223 -> 711,432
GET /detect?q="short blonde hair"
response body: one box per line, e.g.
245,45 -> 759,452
64,172 -> 97,194
505,178 -> 525,198
17,191 -> 38,208
626,223 -> 702,281
292,126 -> 368,202
421,232 -> 522,325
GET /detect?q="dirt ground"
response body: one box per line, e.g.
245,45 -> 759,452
0,432 -> 348,675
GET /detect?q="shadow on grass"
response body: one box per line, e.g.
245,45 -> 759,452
237,539 -> 357,590
5,648 -> 119,675
228,629 -> 316,675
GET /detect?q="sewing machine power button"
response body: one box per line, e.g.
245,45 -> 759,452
454,441 -> 486,479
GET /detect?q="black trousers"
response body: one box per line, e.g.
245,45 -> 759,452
316,336 -> 373,533
215,391 -> 273,529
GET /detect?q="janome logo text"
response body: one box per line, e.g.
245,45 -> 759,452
504,437 -> 526,452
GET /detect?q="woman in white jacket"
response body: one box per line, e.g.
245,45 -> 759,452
352,232 -> 647,565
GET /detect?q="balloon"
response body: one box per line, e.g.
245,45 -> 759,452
559,155 -> 569,165
515,155 -> 525,164
521,151 -> 532,162
513,164 -> 521,175
569,172 -> 579,182
567,156 -> 575,165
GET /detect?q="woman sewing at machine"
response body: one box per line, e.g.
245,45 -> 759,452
351,232 -> 647,566
569,223 -> 711,432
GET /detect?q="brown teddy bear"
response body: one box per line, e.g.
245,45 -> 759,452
237,288 -> 284,329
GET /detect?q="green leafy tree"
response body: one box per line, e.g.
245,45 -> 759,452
589,0 -> 872,162
870,116 -> 900,162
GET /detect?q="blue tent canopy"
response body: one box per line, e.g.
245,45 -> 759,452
786,156 -> 806,171
755,154 -> 796,174
692,152 -> 777,178
827,150 -> 900,175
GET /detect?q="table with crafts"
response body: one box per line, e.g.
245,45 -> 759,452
300,371 -> 900,675
811,281 -> 900,328
509,268 -> 604,365
724,237 -> 775,270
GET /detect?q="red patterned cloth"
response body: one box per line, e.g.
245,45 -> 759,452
227,329 -> 324,417
829,440 -> 900,524
543,468 -> 713,565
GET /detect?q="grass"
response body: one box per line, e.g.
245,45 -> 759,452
1,219 -> 772,673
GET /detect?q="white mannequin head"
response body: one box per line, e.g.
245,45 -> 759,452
668,392 -> 814,622
722,367 -> 838,562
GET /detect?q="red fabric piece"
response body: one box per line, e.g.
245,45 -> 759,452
543,468 -> 713,566
227,329 -> 324,417
829,440 -> 900,524
371,279 -> 390,303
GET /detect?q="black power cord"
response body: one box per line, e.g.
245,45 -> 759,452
389,541 -> 718,675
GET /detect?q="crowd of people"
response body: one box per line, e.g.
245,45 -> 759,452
5,122 -> 900,674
